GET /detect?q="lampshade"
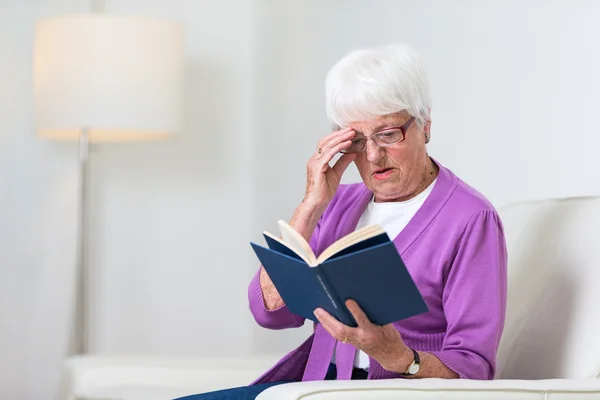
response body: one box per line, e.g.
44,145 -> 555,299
33,15 -> 184,141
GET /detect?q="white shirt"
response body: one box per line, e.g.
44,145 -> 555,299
331,178 -> 437,370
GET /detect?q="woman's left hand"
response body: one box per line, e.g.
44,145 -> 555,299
314,299 -> 410,371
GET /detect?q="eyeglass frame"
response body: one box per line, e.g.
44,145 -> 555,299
339,116 -> 416,154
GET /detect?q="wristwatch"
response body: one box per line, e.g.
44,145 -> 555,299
400,348 -> 420,376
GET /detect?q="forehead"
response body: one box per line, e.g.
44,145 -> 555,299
349,112 -> 409,133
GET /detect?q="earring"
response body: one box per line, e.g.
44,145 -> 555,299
425,132 -> 430,143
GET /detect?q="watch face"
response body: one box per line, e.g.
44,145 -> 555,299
408,363 -> 420,375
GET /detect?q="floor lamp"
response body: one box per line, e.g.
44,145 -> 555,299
32,15 -> 184,354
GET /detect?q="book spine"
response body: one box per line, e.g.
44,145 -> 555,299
315,270 -> 356,327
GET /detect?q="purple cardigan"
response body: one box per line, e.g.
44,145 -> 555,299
248,160 -> 507,383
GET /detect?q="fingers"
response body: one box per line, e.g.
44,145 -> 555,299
303,127 -> 356,207
315,128 -> 355,160
345,299 -> 372,328
308,129 -> 354,176
314,308 -> 352,342
320,127 -> 354,149
332,153 -> 357,178
324,139 -> 353,158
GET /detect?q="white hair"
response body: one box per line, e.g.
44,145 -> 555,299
325,43 -> 432,129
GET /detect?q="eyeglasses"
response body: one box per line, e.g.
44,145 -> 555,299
340,116 -> 415,154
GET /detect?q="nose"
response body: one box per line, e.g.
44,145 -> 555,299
365,139 -> 384,163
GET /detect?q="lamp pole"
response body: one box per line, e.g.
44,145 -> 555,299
32,15 -> 184,354
75,127 -> 90,354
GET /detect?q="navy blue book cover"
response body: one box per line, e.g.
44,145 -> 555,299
250,234 -> 428,327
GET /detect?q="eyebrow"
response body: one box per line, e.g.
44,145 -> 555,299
333,120 -> 407,135
371,123 -> 393,132
354,124 -> 403,136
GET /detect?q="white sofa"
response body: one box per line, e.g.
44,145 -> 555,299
62,196 -> 600,399
60,355 -> 283,400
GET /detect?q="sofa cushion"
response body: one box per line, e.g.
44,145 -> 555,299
496,197 -> 600,379
60,354 -> 281,400
256,378 -> 600,400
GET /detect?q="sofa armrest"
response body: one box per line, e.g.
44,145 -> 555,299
257,378 -> 600,400
60,354 -> 281,400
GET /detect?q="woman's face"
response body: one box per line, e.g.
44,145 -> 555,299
349,112 -> 431,202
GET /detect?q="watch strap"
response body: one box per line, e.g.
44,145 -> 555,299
400,348 -> 420,376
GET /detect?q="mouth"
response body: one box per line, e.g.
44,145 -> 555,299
372,167 -> 395,180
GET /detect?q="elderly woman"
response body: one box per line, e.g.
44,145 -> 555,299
178,43 -> 507,400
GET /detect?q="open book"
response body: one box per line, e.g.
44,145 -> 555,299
250,220 -> 428,327
264,220 -> 387,267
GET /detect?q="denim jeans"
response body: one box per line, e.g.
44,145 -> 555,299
173,363 -> 367,400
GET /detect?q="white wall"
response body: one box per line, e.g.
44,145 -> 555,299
90,0 -> 257,357
1,0 -> 260,398
0,2 -> 89,399
251,0 -> 600,349
3,0 -> 600,399
251,0 -> 600,351
252,0 -> 600,211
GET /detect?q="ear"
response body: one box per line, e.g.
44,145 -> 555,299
424,119 -> 432,144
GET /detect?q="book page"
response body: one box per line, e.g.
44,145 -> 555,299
262,231 -> 314,265
277,220 -> 318,266
316,224 -> 386,264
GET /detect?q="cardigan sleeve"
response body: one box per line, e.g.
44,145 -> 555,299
248,218 -> 322,330
431,209 -> 508,379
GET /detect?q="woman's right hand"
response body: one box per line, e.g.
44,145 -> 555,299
259,128 -> 357,311
303,127 -> 357,211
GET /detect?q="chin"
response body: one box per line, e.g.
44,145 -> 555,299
372,190 -> 402,202
374,194 -> 399,203
370,182 -> 404,202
